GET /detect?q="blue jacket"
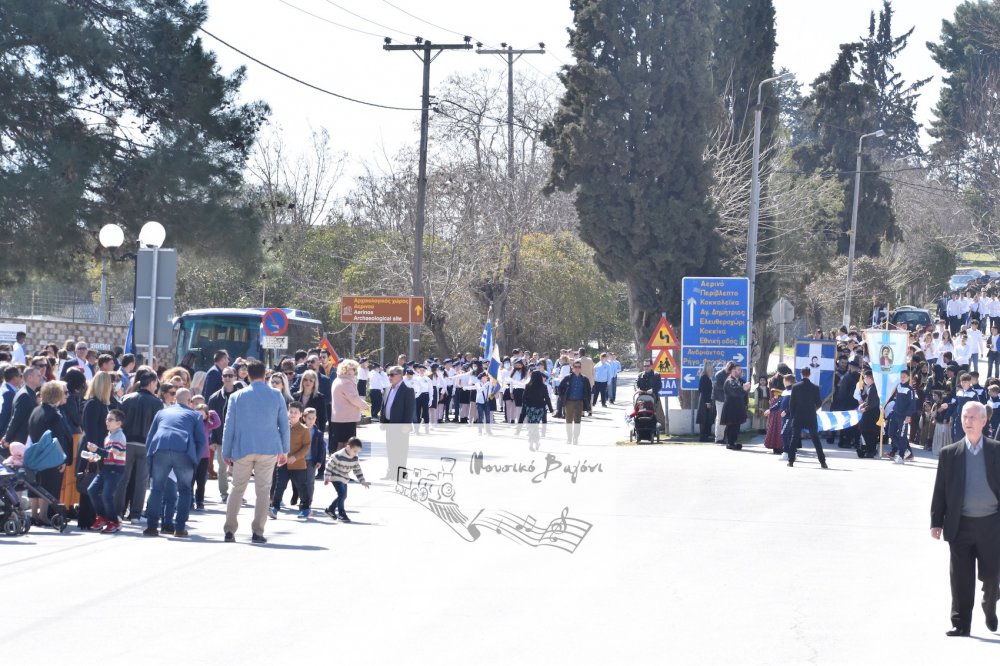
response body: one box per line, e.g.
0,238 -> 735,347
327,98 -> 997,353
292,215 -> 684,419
146,404 -> 206,467
307,426 -> 325,465
221,381 -> 290,460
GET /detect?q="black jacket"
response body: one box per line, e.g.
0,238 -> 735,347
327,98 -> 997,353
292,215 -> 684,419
931,437 -> 1000,541
121,388 -> 164,443
636,370 -> 660,395
64,392 -> 84,434
202,364 -> 225,404
381,382 -> 415,424
293,390 -> 328,429
4,385 -> 37,444
523,382 -> 553,411
208,385 -> 241,445
789,379 -> 822,430
28,403 -> 73,457
82,398 -> 118,447
832,369 -> 860,410
711,368 -> 728,403
860,384 -> 880,427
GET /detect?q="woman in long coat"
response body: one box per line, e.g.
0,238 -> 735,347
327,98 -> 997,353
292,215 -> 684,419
695,361 -> 715,442
719,366 -> 749,450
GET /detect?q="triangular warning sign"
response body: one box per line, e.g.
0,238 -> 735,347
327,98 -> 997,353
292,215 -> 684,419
652,349 -> 679,377
646,316 -> 679,349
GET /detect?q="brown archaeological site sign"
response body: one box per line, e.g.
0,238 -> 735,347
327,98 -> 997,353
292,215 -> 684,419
340,296 -> 425,324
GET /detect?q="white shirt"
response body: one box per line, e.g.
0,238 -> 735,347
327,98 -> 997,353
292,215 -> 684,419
953,342 -> 972,365
947,299 -> 962,317
358,366 -> 370,381
12,342 -> 26,365
368,370 -> 390,391
967,329 -> 985,356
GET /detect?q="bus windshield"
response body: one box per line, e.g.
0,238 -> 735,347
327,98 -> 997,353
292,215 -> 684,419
175,315 -> 260,371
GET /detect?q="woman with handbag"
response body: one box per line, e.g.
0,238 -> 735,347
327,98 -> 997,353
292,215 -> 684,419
79,372 -> 119,528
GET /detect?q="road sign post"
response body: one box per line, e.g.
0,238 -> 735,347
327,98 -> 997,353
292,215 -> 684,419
681,277 -> 751,391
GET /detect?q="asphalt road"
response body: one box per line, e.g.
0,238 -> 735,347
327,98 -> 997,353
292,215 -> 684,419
5,388 -> 999,665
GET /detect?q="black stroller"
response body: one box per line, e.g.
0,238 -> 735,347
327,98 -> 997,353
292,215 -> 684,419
0,431 -> 69,535
629,392 -> 661,444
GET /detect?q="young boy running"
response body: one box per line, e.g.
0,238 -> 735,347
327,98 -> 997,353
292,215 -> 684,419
323,437 -> 370,523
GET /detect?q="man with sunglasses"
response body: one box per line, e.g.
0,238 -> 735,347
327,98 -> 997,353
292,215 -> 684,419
208,367 -> 242,502
558,361 -> 591,445
380,366 -> 415,481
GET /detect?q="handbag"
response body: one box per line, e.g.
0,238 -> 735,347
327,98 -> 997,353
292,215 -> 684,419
75,461 -> 99,494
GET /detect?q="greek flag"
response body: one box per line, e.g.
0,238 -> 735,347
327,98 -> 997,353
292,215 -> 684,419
480,319 -> 493,353
487,343 -> 502,397
124,310 -> 135,354
795,340 -> 837,401
816,409 -> 863,432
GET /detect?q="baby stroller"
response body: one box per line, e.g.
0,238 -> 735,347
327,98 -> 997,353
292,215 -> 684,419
0,431 -> 69,535
629,392 -> 661,444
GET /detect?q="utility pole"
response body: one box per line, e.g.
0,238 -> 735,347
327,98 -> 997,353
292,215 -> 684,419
476,43 -> 545,180
475,43 -> 544,350
384,37 -> 472,361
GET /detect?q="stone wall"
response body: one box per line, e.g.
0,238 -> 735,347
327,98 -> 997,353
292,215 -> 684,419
0,317 -> 173,366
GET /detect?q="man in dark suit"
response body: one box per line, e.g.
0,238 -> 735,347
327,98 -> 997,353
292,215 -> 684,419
787,366 -> 827,469
930,400 -> 1000,637
380,365 -> 415,481
60,341 -> 94,381
200,350 -> 229,402
2,366 -> 42,448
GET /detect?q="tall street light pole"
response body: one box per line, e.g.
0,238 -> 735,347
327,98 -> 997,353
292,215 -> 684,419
746,71 -> 793,373
842,129 -> 886,327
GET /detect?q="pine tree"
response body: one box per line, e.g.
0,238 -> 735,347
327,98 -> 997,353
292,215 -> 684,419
858,0 -> 929,159
0,0 -> 268,283
543,0 -> 721,348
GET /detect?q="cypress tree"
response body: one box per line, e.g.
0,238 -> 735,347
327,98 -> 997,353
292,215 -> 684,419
544,0 -> 721,347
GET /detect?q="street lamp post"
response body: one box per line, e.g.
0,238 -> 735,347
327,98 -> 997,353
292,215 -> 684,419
842,130 -> 886,327
137,221 -> 167,362
746,71 -> 793,373
98,224 -> 125,324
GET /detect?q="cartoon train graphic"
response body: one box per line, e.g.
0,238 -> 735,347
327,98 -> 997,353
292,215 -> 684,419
395,457 -> 456,502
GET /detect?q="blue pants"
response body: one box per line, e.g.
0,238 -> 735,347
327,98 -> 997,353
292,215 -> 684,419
971,353 -> 980,373
370,389 -> 383,421
890,417 -> 910,456
272,467 -> 311,509
161,478 -> 177,527
87,466 -> 124,520
608,376 -> 618,403
328,481 -> 348,518
145,450 -> 195,531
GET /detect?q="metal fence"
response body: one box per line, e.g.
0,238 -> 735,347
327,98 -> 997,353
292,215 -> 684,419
0,282 -> 132,326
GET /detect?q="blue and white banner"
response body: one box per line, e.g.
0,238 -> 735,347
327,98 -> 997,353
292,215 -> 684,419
795,340 -> 837,401
864,328 -> 910,409
816,409 -> 863,432
480,319 -> 493,353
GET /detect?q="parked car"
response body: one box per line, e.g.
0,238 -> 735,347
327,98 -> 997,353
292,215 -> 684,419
949,273 -> 975,291
889,306 -> 932,331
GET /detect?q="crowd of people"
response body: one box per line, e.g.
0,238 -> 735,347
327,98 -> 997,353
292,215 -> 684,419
0,336 -> 628,541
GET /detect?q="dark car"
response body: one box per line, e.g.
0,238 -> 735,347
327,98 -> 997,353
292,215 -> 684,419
889,306 -> 932,331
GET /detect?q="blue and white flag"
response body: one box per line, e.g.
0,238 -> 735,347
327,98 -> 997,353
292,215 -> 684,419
864,328 -> 910,409
480,319 -> 493,353
487,343 -> 502,397
795,340 -> 837,401
124,310 -> 135,354
816,409 -> 863,432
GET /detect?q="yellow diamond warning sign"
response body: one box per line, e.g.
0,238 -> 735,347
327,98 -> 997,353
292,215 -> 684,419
646,316 -> 679,350
652,348 -> 679,378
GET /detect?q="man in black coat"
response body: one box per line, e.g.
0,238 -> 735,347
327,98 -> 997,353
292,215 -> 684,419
2,367 -> 42,448
930,400 -> 1000,637
831,357 -> 861,449
787,366 -> 827,468
858,369 -> 880,457
201,350 -> 229,403
380,365 -> 415,481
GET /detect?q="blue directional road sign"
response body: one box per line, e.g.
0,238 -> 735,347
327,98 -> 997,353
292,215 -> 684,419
659,378 -> 679,398
680,277 -> 750,390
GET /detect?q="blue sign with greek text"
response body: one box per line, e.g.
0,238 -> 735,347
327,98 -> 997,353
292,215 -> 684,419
659,378 -> 678,397
680,277 -> 750,390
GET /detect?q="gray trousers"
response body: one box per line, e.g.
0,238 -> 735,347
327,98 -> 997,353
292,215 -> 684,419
115,442 -> 148,518
714,401 -> 725,441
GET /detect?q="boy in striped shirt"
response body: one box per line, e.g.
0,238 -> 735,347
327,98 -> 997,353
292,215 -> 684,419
323,437 -> 369,522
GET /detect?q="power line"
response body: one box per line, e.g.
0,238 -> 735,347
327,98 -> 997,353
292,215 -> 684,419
320,0 -> 412,40
380,0 -> 472,41
198,28 -> 424,111
437,98 -> 540,134
275,0 -> 386,39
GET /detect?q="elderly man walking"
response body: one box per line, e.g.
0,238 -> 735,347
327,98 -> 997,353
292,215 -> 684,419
222,360 -> 289,544
931,400 -> 1000,637
142,388 -> 205,538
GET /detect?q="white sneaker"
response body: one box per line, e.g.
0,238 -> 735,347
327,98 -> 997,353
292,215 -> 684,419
780,453 -> 788,461
894,455 -> 904,464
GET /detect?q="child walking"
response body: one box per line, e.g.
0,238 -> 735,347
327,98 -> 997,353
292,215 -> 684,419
324,436 -> 370,523
87,409 -> 127,534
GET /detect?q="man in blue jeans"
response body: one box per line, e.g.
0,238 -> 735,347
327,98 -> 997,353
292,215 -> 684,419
142,388 -> 206,538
